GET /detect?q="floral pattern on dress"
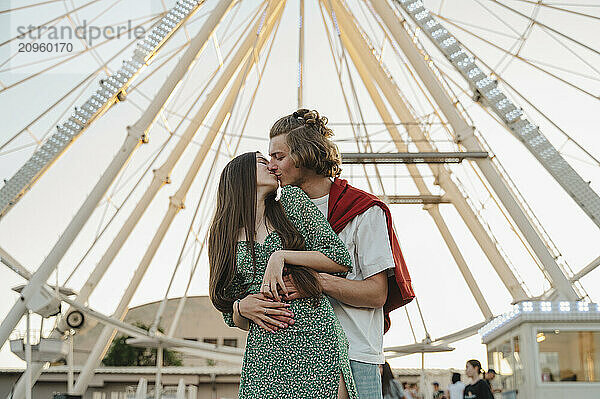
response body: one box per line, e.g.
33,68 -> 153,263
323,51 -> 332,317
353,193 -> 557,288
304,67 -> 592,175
221,185 -> 358,398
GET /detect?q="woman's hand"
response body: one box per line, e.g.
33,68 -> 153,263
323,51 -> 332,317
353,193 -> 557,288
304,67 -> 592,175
261,250 -> 289,301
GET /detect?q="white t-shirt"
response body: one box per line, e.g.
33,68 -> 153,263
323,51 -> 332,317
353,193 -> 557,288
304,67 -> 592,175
448,381 -> 466,399
311,193 -> 395,364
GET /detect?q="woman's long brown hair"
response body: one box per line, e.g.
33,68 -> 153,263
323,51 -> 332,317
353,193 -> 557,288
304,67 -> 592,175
208,152 -> 322,314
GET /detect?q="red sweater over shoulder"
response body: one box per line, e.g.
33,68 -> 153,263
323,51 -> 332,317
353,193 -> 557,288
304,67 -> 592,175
327,178 -> 415,333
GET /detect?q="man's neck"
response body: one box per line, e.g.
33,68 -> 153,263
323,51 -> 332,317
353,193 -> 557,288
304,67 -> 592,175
256,189 -> 269,226
299,176 -> 332,199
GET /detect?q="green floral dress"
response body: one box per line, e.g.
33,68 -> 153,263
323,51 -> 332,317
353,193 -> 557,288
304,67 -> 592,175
222,186 -> 358,399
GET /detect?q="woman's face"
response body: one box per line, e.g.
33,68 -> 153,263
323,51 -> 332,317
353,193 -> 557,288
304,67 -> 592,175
256,152 -> 278,191
268,134 -> 305,187
465,362 -> 476,378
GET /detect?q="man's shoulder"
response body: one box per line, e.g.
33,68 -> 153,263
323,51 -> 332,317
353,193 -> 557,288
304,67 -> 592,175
340,182 -> 390,217
343,181 -> 379,201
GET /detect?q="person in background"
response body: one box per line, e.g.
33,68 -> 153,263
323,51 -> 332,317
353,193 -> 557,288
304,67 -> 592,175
432,382 -> 445,399
463,360 -> 493,399
402,383 -> 414,399
407,383 -> 420,399
380,362 -> 405,398
484,369 -> 502,395
446,372 -> 465,399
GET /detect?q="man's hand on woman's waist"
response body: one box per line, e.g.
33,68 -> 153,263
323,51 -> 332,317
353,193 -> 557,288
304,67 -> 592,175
238,293 -> 295,333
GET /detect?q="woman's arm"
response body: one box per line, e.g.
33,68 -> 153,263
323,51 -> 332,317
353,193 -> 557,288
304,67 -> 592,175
279,186 -> 352,271
262,186 -> 352,301
276,250 -> 348,273
262,249 -> 348,300
221,274 -> 253,331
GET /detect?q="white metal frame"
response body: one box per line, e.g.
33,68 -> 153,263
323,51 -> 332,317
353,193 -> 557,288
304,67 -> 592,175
368,0 -> 579,301
325,0 -> 528,303
393,0 -> 600,230
3,1 -> 239,397
2,1 -> 594,398
0,0 -> 206,218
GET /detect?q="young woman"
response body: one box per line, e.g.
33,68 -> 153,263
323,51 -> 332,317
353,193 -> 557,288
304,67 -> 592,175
380,361 -> 405,399
463,360 -> 493,399
447,372 -> 465,399
208,152 -> 358,399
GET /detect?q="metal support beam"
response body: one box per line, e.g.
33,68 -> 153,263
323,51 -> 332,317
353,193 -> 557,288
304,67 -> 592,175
0,246 -> 32,280
341,151 -> 488,163
4,2 -> 237,398
0,130 -> 142,352
56,293 -> 244,362
326,0 -> 527,302
370,0 -> 579,300
541,254 -> 600,299
322,0 -> 496,318
384,195 -> 451,204
72,3 -> 284,395
394,0 -> 600,230
0,0 -> 206,218
385,320 -> 488,358
571,255 -> 600,283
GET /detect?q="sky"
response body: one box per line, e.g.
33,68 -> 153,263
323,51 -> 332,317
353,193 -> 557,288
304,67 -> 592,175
0,0 -> 599,376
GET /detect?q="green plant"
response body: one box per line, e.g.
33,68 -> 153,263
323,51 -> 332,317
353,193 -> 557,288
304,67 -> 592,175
102,322 -> 182,366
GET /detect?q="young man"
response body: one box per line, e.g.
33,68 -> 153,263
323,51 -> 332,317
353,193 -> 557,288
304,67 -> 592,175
236,109 -> 414,398
484,369 -> 502,395
433,382 -> 446,399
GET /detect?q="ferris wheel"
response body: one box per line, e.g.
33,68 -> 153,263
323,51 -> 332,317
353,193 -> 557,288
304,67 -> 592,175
0,0 -> 599,398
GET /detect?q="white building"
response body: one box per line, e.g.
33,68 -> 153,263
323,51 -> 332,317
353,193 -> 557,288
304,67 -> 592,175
1,296 -> 456,399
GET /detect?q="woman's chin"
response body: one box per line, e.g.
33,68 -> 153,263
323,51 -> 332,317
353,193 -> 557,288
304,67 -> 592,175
276,177 -> 287,187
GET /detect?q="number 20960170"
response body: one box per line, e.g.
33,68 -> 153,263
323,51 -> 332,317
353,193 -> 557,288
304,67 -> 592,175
18,42 -> 73,52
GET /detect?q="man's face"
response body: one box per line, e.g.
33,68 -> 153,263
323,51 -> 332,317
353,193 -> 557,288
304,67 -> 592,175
268,134 -> 304,187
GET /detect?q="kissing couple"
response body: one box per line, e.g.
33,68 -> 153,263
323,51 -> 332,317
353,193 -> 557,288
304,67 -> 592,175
209,109 -> 414,399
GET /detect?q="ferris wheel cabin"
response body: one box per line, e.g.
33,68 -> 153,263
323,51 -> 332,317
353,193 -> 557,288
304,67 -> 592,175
480,300 -> 600,399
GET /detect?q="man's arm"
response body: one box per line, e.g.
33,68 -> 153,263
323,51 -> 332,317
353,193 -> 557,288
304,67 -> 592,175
280,206 -> 395,308
316,205 -> 394,308
282,270 -> 388,308
261,250 -> 349,301
237,293 -> 295,333
319,270 -> 388,308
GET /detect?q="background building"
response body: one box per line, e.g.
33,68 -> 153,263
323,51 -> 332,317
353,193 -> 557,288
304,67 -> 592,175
1,296 -> 460,399
71,296 -> 247,367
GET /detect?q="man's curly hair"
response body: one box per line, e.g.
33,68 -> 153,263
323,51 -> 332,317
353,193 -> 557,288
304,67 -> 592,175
269,109 -> 341,178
